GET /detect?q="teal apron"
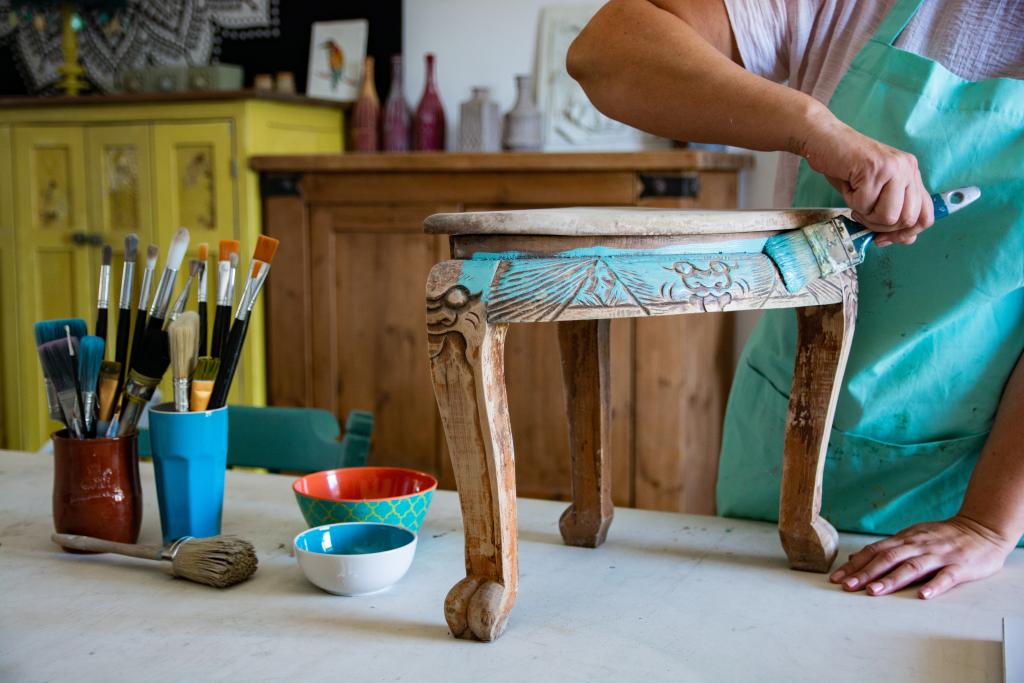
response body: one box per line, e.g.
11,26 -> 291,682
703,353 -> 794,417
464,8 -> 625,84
717,0 -> 1024,539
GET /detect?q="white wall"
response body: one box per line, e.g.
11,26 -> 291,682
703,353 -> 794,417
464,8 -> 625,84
402,0 -> 779,359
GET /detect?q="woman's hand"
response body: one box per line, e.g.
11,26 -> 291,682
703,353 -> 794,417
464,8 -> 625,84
829,516 -> 1015,599
798,112 -> 935,246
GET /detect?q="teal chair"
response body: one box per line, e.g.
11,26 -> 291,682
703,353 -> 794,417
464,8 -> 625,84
138,406 -> 373,474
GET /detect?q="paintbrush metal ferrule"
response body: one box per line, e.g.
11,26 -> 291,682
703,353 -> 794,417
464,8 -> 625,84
117,261 -> 135,310
227,261 -> 238,302
236,264 -> 271,320
42,379 -> 62,421
173,378 -> 190,412
215,261 -> 230,305
137,264 -> 155,312
82,391 -> 97,435
198,262 -> 208,303
116,369 -> 161,436
166,273 -> 197,327
97,264 -> 111,309
149,267 -> 179,319
55,387 -> 85,438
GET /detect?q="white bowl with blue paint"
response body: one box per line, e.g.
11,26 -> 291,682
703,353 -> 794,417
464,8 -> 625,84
294,522 -> 417,596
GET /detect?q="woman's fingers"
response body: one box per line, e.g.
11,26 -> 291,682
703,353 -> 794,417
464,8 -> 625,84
919,565 -> 965,600
830,537 -> 906,583
840,543 -> 924,591
865,554 -> 944,596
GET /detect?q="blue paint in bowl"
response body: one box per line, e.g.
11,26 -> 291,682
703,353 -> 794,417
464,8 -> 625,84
295,522 -> 415,556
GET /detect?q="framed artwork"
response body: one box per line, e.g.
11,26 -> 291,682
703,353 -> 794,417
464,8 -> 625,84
306,19 -> 369,101
535,5 -> 669,151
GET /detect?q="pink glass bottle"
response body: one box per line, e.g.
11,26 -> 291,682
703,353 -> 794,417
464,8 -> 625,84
413,53 -> 446,151
351,56 -> 381,152
382,55 -> 411,152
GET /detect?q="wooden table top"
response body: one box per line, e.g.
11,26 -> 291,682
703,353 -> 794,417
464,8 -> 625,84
1,449 -> 1019,682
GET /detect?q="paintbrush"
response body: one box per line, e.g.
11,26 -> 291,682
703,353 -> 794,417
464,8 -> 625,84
64,327 -> 87,436
117,228 -> 190,436
209,236 -> 279,409
128,244 -> 159,374
95,244 -> 112,343
197,243 -> 209,356
764,186 -> 982,292
51,533 -> 258,588
95,360 -> 120,437
169,312 -> 199,412
114,234 -> 138,382
39,338 -> 84,438
211,240 -> 240,358
189,357 -> 220,412
34,319 -> 87,422
78,336 -> 104,437
166,259 -> 202,328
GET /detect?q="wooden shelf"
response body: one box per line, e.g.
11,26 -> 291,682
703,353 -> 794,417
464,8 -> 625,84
0,90 -> 347,110
250,150 -> 754,174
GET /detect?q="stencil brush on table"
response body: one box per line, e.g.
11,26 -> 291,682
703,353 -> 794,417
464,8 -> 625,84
764,186 -> 981,292
209,236 -> 279,409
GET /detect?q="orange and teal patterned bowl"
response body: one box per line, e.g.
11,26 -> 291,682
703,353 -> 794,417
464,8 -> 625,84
293,467 -> 437,532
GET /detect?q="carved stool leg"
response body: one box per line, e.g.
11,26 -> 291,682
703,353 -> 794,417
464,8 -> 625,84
779,279 -> 857,572
427,266 -> 517,642
557,319 -> 614,548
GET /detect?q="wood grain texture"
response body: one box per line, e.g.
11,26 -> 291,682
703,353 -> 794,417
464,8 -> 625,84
427,263 -> 517,642
557,319 -> 614,547
634,313 -> 734,514
251,150 -> 754,173
426,206 -> 849,236
779,270 -> 858,573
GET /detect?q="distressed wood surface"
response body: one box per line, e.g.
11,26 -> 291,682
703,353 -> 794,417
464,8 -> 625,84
425,206 -> 850,236
427,263 -> 517,642
557,319 -> 614,548
444,254 -> 847,324
779,270 -> 858,572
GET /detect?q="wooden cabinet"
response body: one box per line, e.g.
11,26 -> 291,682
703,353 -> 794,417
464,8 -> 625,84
0,93 -> 344,450
253,151 -> 752,514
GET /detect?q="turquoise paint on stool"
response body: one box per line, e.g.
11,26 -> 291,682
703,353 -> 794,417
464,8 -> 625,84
148,403 -> 228,544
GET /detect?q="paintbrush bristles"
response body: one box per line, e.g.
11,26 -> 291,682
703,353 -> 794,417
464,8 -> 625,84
35,319 -> 87,345
169,312 -> 199,412
763,230 -> 818,293
253,235 -> 280,264
167,228 -> 190,271
169,536 -> 258,588
193,356 -> 219,382
101,244 -> 112,266
124,234 -> 138,263
146,244 -> 159,268
198,242 -> 209,262
219,240 -> 240,261
78,336 -> 104,393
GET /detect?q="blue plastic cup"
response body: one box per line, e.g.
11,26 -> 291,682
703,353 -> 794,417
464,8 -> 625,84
148,403 -> 228,544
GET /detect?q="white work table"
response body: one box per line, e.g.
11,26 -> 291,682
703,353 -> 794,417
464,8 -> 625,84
0,449 -> 1020,682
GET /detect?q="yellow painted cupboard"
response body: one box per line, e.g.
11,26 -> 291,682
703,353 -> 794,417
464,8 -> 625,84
0,93 -> 344,449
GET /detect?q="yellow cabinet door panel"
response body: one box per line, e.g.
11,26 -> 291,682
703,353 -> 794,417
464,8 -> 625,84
13,126 -> 94,448
152,121 -> 240,402
0,126 -> 18,449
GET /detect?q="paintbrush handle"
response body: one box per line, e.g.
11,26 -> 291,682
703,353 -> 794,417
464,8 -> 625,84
52,533 -> 163,561
208,316 -> 249,409
94,308 -> 108,344
198,301 -> 208,357
114,308 -> 132,368
211,305 -> 230,358
127,309 -> 147,373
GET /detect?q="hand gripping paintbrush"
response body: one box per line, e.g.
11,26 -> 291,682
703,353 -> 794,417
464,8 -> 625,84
95,244 -> 112,342
116,228 -> 190,436
211,240 -> 240,358
113,234 -> 138,391
197,243 -> 209,356
208,236 -> 279,409
764,186 -> 981,292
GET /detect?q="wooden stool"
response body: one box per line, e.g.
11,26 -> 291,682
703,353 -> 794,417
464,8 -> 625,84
424,207 -> 858,641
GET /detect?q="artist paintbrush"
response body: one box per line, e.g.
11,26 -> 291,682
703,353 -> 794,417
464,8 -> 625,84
211,240 -> 240,358
166,259 -> 202,328
78,336 -> 104,438
116,228 -> 190,436
169,312 -> 199,413
95,360 -> 120,437
208,236 -> 279,409
64,326 -> 87,436
197,243 -> 209,356
764,186 -> 981,292
114,234 -> 138,386
39,338 -> 84,438
95,244 -> 112,343
34,319 -> 87,422
128,245 -> 159,376
189,357 -> 219,412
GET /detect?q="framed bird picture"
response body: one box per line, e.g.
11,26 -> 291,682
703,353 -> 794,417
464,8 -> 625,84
306,19 -> 369,101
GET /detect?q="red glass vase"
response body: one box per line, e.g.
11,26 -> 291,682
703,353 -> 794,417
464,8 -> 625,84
382,55 -> 411,152
413,53 -> 446,151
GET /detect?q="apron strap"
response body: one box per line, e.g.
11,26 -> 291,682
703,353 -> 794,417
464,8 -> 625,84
871,0 -> 928,46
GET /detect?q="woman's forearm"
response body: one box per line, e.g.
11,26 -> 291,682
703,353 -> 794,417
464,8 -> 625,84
958,353 -> 1024,546
567,0 -> 831,154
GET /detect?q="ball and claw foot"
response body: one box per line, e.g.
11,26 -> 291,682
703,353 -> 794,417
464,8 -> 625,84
780,517 -> 839,573
444,576 -> 516,642
559,504 -> 613,549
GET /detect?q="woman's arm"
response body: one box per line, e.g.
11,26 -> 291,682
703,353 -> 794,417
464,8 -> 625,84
567,0 -> 934,241
831,352 -> 1024,598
